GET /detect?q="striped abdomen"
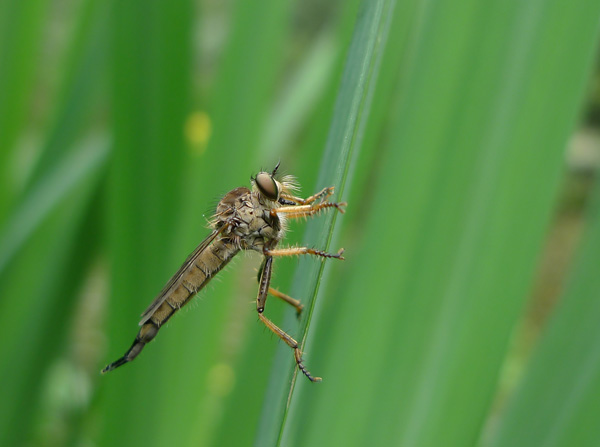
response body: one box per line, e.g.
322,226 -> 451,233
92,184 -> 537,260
102,238 -> 238,373
145,239 -> 238,326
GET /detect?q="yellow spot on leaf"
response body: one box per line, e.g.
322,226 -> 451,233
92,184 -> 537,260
207,362 -> 235,397
185,111 -> 212,155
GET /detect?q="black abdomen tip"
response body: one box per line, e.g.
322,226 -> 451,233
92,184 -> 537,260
101,356 -> 129,374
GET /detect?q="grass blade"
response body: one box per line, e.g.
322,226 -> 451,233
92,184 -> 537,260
267,1 -> 600,446
99,2 -> 194,446
0,137 -> 107,446
489,181 -> 600,447
0,0 -> 49,218
254,0 -> 395,444
0,136 -> 108,275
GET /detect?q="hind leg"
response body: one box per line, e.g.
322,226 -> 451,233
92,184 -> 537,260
256,256 -> 320,382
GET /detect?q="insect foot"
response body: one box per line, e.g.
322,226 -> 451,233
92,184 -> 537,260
295,348 -> 322,382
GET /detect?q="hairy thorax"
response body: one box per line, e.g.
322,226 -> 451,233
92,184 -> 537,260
213,187 -> 285,252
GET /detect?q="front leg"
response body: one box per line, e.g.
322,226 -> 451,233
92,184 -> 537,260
280,186 -> 335,205
275,186 -> 346,219
271,201 -> 346,219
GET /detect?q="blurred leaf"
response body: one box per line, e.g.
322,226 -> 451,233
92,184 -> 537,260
99,1 -> 194,446
0,137 -> 107,446
0,1 -> 111,442
0,0 -> 49,218
0,135 -> 109,276
258,30 -> 338,160
25,0 -> 109,189
489,182 -> 600,447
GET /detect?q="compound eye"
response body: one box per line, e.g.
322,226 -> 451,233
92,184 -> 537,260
255,172 -> 279,200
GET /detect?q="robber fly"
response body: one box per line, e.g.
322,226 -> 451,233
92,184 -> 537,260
101,162 -> 346,382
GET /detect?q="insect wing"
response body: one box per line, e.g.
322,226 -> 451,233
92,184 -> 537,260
139,228 -> 223,325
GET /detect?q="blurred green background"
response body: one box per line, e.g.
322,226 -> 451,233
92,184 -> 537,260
1,0 -> 600,446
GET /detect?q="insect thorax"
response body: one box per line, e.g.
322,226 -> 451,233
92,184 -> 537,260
214,187 -> 284,252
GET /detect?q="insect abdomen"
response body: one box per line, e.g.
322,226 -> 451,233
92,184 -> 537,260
149,240 -> 237,325
101,240 -> 238,374
100,322 -> 159,373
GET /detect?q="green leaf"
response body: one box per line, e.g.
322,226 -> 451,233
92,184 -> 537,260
0,137 -> 107,446
262,0 -> 600,446
99,1 -> 194,446
0,136 -> 108,276
489,182 -> 600,447
254,0 -> 396,444
0,0 -> 49,218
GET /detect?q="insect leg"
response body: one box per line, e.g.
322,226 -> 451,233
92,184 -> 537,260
271,200 -> 346,219
280,186 -> 335,205
256,256 -> 273,313
258,314 -> 321,382
268,288 -> 303,316
256,258 -> 303,316
265,246 -> 345,260
256,256 -> 321,382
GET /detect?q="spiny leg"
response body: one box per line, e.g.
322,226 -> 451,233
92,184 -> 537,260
257,255 -> 320,382
271,200 -> 346,219
258,314 -> 320,382
265,246 -> 345,260
268,288 -> 303,316
280,186 -> 335,205
256,256 -> 273,313
257,258 -> 303,316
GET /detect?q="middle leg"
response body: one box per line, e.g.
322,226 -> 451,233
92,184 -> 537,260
264,246 -> 345,260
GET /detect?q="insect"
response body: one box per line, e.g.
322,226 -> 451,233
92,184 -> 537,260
101,162 -> 346,382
